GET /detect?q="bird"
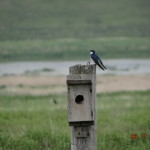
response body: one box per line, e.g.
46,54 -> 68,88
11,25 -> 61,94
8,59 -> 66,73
90,49 -> 107,71
53,98 -> 58,104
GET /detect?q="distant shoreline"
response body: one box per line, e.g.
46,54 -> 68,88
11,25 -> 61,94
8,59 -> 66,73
0,59 -> 150,76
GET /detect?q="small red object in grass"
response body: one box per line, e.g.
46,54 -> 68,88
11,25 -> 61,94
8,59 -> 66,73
130,134 -> 138,140
141,134 -> 148,139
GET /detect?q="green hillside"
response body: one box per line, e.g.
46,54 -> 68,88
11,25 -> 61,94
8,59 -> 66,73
0,0 -> 150,61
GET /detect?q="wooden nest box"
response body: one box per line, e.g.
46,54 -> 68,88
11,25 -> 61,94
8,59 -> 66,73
67,64 -> 96,126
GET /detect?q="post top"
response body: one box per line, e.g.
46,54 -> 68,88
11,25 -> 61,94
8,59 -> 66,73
69,64 -> 96,75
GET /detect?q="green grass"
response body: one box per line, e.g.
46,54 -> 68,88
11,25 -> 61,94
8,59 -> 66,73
0,37 -> 150,61
0,0 -> 150,41
0,0 -> 150,61
0,91 -> 150,150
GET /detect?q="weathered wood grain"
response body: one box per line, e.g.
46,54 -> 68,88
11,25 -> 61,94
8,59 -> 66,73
67,64 -> 97,150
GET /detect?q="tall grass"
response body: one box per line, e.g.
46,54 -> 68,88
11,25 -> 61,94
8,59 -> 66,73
0,91 -> 150,150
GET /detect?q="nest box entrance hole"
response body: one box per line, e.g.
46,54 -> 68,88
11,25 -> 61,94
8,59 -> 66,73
75,95 -> 84,104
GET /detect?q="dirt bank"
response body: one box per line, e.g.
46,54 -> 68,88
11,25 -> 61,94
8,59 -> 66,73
0,74 -> 149,95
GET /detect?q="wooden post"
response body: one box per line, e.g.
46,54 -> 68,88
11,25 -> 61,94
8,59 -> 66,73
67,64 -> 97,150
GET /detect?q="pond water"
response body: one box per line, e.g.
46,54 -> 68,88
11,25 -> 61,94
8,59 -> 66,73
0,59 -> 150,76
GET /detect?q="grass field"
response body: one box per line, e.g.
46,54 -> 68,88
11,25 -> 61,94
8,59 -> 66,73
0,91 -> 150,150
0,37 -> 150,61
0,0 -> 150,61
0,0 -> 150,40
0,1 -> 150,149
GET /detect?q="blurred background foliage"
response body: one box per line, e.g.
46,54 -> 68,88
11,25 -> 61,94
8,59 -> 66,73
0,0 -> 150,61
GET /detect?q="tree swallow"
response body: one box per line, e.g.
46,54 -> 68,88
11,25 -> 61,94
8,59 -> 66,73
90,49 -> 106,71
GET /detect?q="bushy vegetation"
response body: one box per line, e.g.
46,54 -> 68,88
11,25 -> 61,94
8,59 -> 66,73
0,91 -> 150,150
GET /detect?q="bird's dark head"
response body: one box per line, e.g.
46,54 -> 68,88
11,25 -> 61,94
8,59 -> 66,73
90,49 -> 95,55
